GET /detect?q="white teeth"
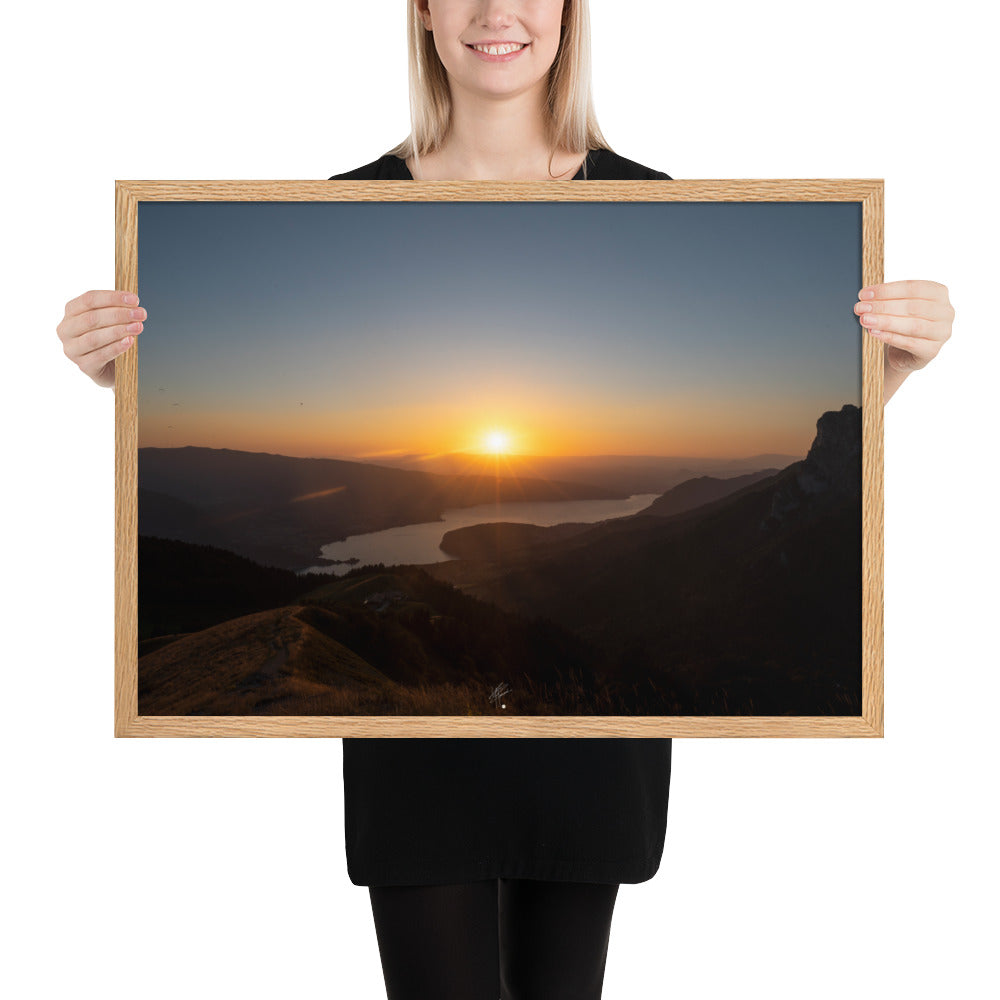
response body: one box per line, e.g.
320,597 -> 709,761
471,43 -> 526,55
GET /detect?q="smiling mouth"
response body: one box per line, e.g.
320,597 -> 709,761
466,42 -> 529,55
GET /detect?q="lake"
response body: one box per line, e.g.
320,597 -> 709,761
299,493 -> 660,576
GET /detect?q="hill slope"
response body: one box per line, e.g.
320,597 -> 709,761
138,446 -> 622,571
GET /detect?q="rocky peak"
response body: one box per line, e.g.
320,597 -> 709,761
761,404 -> 862,534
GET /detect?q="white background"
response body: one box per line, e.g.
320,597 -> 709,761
5,1 -> 997,997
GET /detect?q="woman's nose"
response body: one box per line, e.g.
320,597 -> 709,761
476,1 -> 517,28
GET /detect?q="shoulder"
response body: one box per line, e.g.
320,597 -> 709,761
328,154 -> 409,180
587,148 -> 672,180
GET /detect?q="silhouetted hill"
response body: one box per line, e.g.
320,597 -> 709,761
637,468 -> 782,517
427,405 -> 864,716
437,467 -> 787,562
138,446 -> 622,571
138,535 -> 330,642
760,404 -> 862,534
138,558 -> 609,716
374,451 -> 802,495
138,605 -> 394,714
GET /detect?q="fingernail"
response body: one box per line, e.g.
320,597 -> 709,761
121,336 -> 133,348
856,302 -> 872,313
122,293 -> 139,306
859,288 -> 875,300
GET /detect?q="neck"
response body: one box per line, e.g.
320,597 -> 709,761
434,78 -> 558,178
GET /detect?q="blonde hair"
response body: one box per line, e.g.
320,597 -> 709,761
384,0 -> 613,178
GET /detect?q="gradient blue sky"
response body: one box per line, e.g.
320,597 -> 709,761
137,199 -> 862,459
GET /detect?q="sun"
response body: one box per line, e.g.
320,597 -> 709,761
484,430 -> 510,455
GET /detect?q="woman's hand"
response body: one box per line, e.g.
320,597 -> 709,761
56,290 -> 147,389
854,280 -> 954,402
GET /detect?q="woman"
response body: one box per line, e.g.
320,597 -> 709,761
56,2 -> 954,997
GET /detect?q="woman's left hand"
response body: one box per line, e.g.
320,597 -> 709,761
854,279 -> 954,373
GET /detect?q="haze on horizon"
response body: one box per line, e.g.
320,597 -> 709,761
137,199 -> 862,461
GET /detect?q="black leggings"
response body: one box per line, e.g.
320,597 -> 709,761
368,878 -> 620,1000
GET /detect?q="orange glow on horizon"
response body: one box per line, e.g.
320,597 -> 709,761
137,396 -> 826,462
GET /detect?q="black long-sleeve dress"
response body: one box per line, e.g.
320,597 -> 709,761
328,147 -> 673,887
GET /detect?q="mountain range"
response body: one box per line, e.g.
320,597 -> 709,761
137,404 -> 863,716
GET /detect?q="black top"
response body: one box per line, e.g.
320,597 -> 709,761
329,147 -> 673,886
329,145 -> 671,184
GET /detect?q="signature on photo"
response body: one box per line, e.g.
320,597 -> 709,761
489,682 -> 512,709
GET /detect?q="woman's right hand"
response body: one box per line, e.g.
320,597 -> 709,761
56,290 -> 147,389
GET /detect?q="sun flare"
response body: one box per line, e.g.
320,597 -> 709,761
485,430 -> 510,455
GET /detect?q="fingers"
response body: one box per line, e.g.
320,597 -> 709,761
60,305 -> 146,356
856,310 -> 941,341
861,317 -> 944,371
859,279 -> 950,302
78,335 -> 138,384
847,278 -> 953,387
56,288 -> 147,387
854,296 -> 954,323
57,291 -> 146,356
864,326 -> 929,357
62,288 -> 139,319
854,279 -> 954,369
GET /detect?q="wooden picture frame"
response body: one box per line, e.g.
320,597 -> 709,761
114,179 -> 883,739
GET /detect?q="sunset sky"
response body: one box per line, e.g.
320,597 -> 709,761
137,198 -> 862,460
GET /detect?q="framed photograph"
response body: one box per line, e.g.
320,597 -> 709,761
114,178 -> 883,738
